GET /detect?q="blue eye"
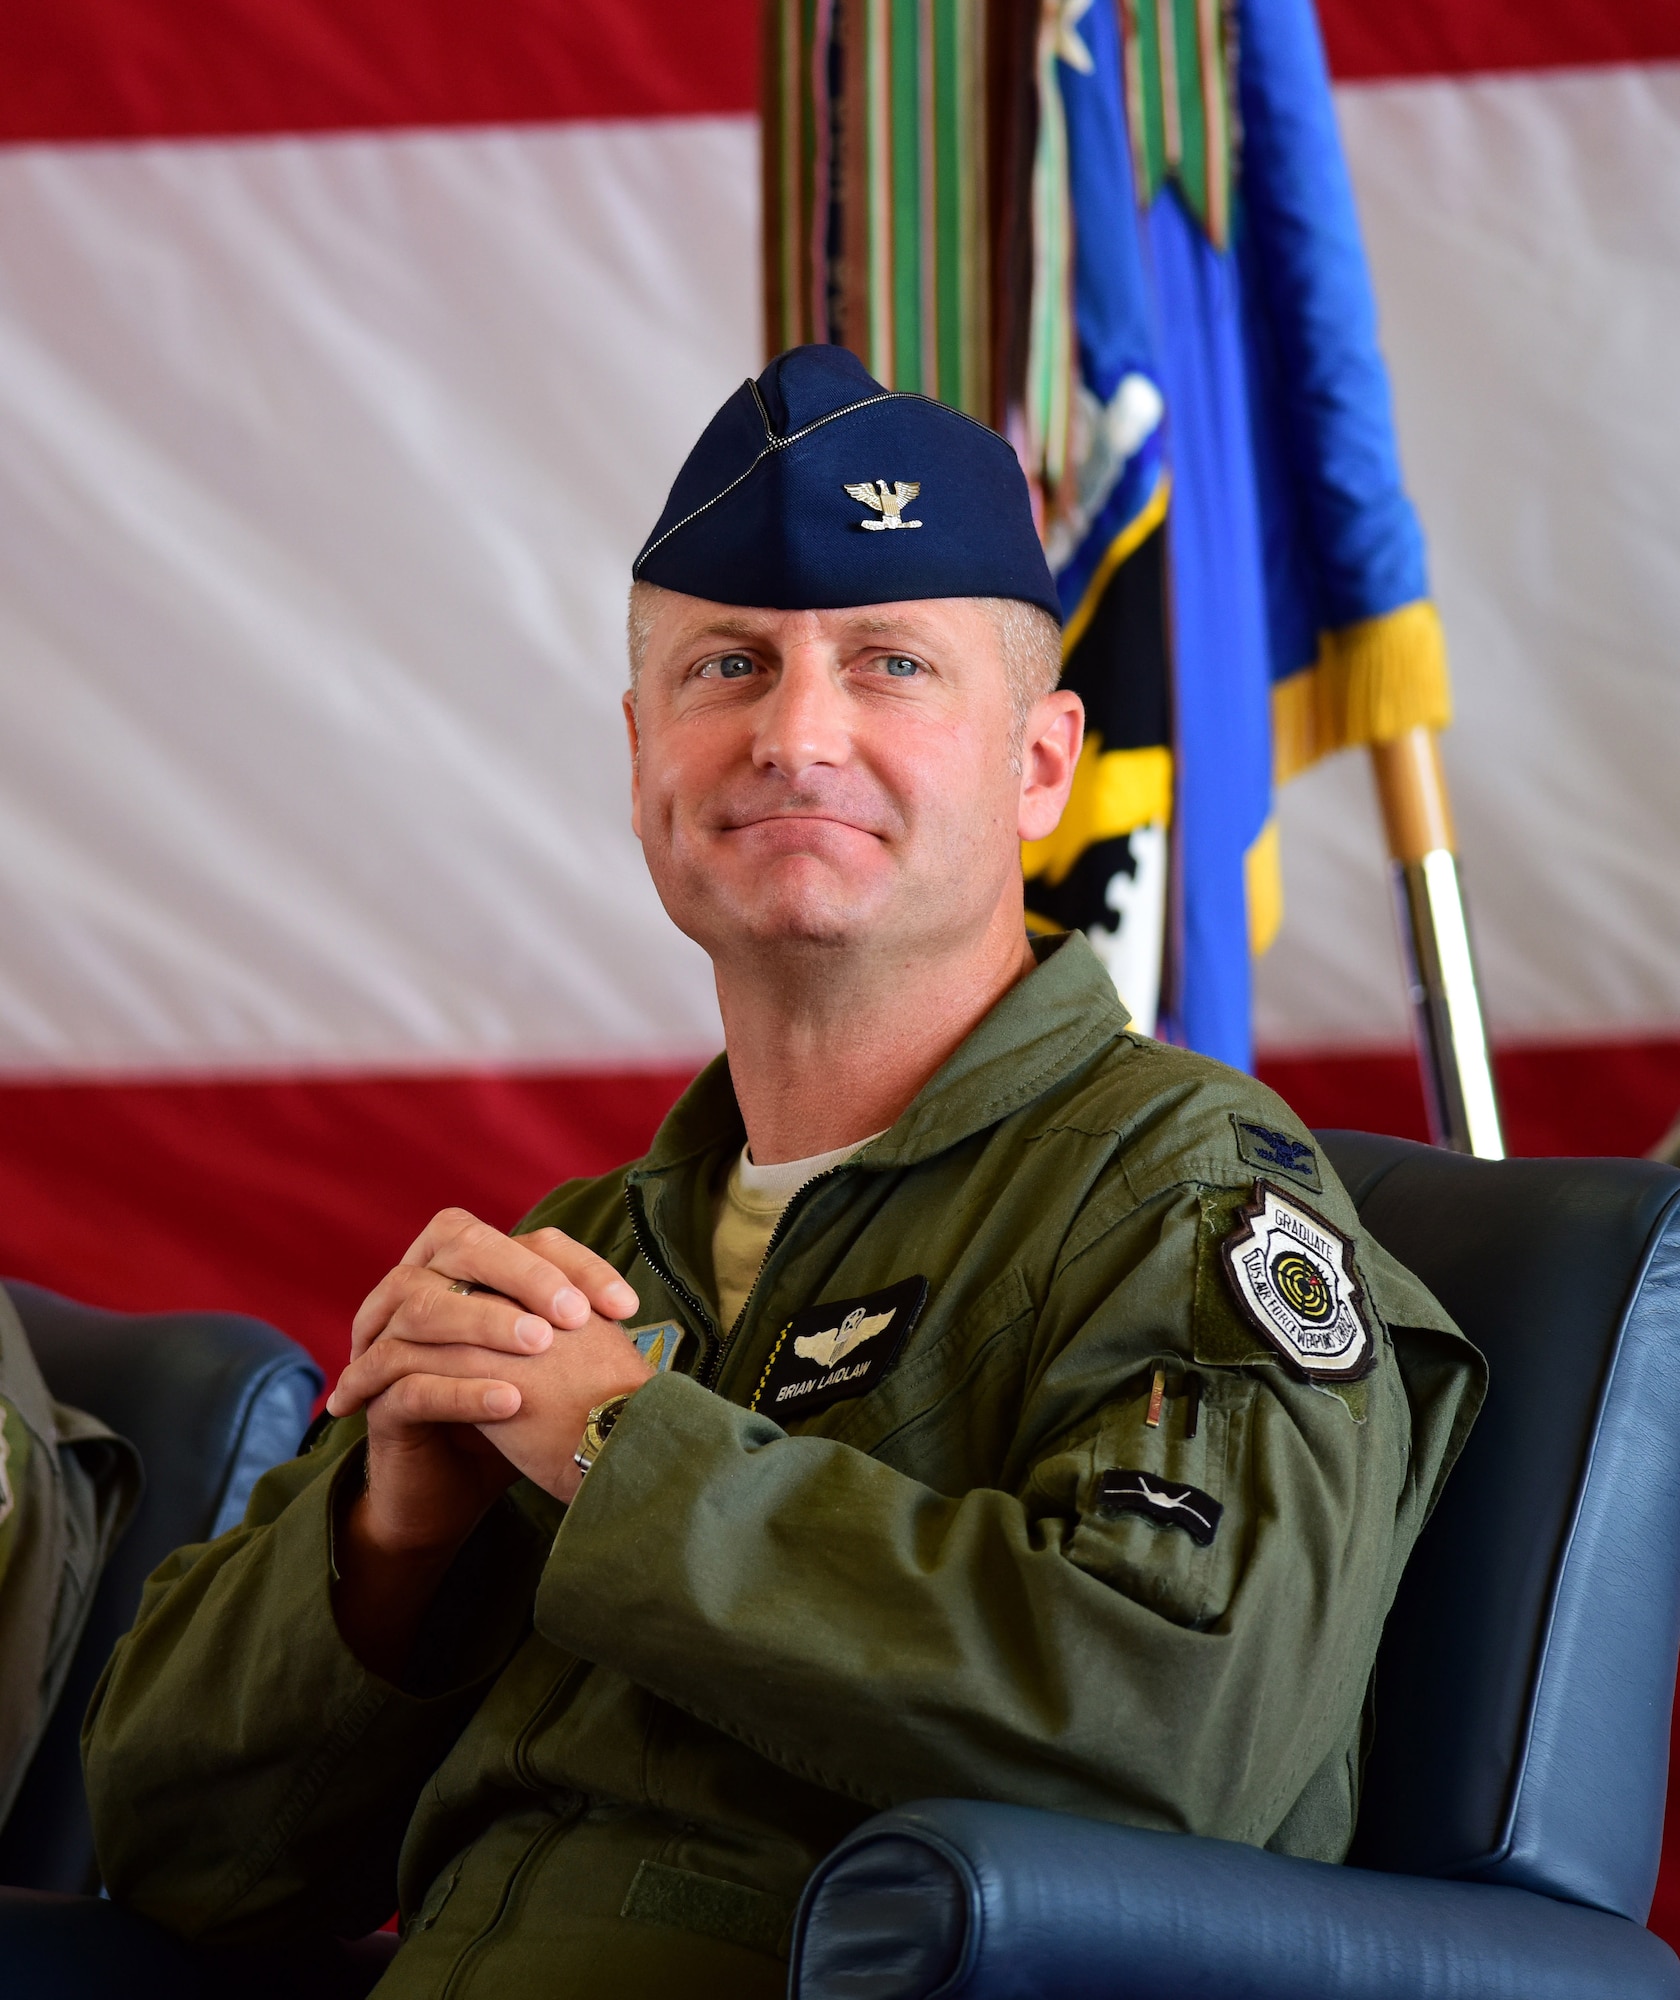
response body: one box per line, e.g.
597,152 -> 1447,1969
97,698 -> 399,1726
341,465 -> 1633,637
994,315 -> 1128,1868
881,655 -> 921,678
708,653 -> 755,680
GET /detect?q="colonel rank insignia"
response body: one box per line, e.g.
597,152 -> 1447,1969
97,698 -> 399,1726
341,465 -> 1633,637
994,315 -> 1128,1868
1230,1115 -> 1321,1190
1221,1182 -> 1375,1381
845,480 -> 922,530
749,1275 -> 928,1419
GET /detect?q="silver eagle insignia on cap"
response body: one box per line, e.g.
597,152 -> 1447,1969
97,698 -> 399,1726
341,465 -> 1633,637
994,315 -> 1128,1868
845,479 -> 922,530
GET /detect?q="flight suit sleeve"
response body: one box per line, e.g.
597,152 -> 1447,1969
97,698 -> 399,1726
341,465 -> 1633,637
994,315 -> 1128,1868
535,1182 -> 1481,1853
83,1420 -> 548,1943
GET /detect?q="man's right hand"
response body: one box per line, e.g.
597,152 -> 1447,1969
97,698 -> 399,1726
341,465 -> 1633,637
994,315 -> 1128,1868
326,1208 -> 638,1677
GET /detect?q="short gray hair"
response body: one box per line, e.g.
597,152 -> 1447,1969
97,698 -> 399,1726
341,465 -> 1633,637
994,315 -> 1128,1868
625,580 -> 1061,736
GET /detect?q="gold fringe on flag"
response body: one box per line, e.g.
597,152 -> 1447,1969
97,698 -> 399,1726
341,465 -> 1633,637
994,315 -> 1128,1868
1244,815 -> 1282,956
1271,598 -> 1453,786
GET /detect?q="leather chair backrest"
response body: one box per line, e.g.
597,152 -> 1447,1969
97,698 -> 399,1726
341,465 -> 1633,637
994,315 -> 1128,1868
0,1281 -> 322,1894
1322,1133 -> 1680,1921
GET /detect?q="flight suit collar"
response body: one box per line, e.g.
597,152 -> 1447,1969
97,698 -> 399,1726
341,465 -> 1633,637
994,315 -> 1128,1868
863,930 -> 1130,1165
622,930 -> 1130,1344
632,929 -> 1130,1185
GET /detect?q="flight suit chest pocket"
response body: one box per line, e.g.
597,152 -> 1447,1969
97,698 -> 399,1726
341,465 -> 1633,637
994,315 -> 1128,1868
1061,1366 -> 1256,1630
813,1265 -> 1036,1470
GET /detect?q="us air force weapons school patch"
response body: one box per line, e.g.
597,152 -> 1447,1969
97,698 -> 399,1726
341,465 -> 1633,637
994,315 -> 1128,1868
1221,1181 -> 1375,1381
748,1276 -> 928,1419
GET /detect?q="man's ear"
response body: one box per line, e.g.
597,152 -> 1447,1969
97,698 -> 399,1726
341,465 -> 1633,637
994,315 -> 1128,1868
1018,689 -> 1084,842
623,691 -> 642,840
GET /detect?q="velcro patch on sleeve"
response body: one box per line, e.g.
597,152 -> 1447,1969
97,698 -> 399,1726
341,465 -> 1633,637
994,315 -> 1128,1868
748,1276 -> 928,1419
1230,1115 -> 1321,1190
1221,1180 -> 1375,1381
1096,1468 -> 1223,1546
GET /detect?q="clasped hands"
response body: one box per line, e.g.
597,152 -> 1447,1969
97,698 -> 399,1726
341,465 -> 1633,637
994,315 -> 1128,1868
327,1209 -> 655,1573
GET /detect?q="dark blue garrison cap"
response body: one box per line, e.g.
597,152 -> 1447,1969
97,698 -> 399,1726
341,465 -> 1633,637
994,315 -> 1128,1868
633,345 -> 1060,623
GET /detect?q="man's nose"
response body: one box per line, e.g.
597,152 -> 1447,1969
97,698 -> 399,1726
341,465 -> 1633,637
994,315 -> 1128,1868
750,649 -> 850,780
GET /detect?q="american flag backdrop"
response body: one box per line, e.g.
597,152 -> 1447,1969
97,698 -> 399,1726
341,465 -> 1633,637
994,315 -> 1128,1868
0,0 -> 1677,1335
2,0 -> 1680,1940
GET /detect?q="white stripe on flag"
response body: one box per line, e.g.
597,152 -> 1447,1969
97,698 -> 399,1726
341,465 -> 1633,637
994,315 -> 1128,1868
0,117 -> 756,1074
1258,63 -> 1680,1052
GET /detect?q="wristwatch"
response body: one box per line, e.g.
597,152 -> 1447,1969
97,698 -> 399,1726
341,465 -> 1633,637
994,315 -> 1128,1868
573,1392 -> 634,1477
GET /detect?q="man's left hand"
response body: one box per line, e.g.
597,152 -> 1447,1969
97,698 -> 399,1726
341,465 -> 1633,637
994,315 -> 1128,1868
328,1310 -> 653,1504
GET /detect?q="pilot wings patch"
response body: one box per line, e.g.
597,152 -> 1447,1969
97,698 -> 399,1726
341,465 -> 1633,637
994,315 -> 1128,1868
793,1305 -> 896,1370
749,1276 -> 928,1420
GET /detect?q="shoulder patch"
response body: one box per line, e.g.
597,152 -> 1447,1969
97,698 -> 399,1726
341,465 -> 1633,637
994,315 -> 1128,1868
627,1322 -> 690,1373
1096,1468 -> 1222,1546
1230,1115 -> 1321,1190
1220,1181 -> 1375,1381
749,1277 -> 927,1420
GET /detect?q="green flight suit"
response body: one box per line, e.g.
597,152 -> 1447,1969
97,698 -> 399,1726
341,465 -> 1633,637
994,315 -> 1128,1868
83,934 -> 1484,1998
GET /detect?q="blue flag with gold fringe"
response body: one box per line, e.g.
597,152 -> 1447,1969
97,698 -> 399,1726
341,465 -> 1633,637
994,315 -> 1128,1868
1028,0 -> 1448,1068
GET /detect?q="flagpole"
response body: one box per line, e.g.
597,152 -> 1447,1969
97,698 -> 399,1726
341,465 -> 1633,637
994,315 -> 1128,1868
1369,728 -> 1504,1158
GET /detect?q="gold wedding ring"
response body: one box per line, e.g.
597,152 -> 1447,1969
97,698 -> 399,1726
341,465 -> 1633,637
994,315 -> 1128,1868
446,1278 -> 485,1296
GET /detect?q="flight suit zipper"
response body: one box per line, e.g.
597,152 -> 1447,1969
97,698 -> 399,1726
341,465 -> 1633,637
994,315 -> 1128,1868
623,1164 -> 850,1393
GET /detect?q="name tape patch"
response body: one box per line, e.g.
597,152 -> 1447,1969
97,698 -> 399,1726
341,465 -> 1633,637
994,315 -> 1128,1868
1221,1181 -> 1374,1381
1230,1115 -> 1321,1189
628,1322 -> 689,1374
1096,1469 -> 1223,1546
748,1276 -> 928,1419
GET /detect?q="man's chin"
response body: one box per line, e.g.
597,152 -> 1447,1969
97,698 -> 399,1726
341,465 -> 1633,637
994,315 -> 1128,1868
649,845 -> 917,960
684,881 -> 891,957
729,898 -> 878,953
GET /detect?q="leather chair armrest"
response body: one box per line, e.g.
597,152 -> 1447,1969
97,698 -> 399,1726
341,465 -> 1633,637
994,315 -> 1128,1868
790,1801 -> 1680,2000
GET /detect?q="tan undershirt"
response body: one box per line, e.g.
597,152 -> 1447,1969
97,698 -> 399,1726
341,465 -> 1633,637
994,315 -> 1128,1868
711,1134 -> 883,1332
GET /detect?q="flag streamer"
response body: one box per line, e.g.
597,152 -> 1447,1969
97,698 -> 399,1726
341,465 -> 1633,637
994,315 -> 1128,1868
763,0 -> 993,417
762,0 -> 1450,1066
1120,0 -> 1235,245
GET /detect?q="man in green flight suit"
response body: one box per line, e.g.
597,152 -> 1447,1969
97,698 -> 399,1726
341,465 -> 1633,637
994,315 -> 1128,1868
83,346 -> 1484,1999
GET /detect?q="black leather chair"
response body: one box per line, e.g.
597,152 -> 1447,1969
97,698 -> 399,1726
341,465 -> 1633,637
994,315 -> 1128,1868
789,1134 -> 1680,1997
8,1139 -> 1680,1996
0,1281 -> 322,1894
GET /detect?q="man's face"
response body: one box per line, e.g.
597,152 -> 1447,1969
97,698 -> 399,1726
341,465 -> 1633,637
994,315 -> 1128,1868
625,592 -> 1079,968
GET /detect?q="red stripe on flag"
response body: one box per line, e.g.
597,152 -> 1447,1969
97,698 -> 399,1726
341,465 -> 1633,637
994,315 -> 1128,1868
1317,0 -> 1680,83
2,1038 -> 1676,1383
1257,1035 -> 1680,1159
0,1067 -> 696,1376
0,0 -> 759,145
6,0 -> 1674,148
3,0 -> 1676,148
